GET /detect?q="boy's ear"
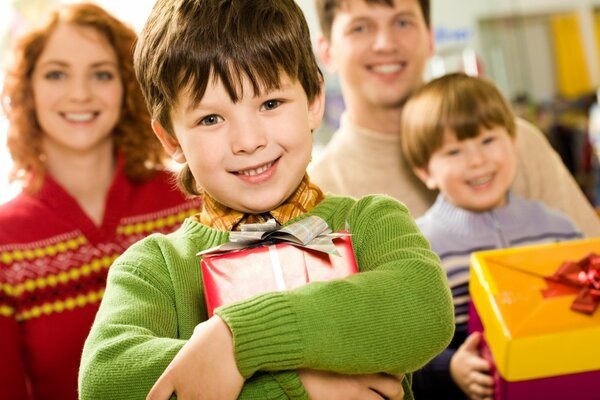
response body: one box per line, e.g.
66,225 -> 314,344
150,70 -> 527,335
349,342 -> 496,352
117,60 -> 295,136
317,35 -> 336,74
308,87 -> 326,131
413,167 -> 438,190
151,120 -> 186,163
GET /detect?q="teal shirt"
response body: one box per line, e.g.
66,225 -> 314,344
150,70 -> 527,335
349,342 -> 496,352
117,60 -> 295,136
79,194 -> 454,399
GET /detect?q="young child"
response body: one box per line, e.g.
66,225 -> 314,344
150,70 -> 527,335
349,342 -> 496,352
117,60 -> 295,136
78,0 -> 455,399
400,72 -> 583,400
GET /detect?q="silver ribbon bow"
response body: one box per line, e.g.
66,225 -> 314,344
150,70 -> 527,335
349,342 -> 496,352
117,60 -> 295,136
197,215 -> 346,257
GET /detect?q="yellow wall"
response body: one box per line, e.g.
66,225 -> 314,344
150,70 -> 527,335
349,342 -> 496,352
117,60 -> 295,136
550,13 -> 592,98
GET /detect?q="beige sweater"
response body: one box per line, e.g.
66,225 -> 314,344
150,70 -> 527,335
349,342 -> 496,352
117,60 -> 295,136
309,113 -> 600,237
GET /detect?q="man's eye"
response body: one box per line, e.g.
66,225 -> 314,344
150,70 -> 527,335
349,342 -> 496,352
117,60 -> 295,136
199,115 -> 222,126
44,71 -> 65,80
262,99 -> 281,111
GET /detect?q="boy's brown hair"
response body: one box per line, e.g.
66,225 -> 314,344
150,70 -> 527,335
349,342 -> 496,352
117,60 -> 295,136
401,72 -> 516,170
315,0 -> 431,40
2,2 -> 165,193
134,0 -> 323,195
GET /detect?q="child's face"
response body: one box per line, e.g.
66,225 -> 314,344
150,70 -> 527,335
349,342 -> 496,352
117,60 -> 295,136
414,126 -> 517,212
154,73 -> 323,214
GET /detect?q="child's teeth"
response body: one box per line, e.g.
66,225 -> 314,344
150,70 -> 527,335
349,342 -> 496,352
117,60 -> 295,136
240,161 -> 273,176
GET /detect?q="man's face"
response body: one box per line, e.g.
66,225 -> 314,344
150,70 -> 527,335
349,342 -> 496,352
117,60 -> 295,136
319,0 -> 433,113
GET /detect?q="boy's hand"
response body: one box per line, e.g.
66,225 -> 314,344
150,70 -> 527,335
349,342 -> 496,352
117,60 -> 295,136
450,332 -> 494,400
298,369 -> 404,400
146,316 -> 244,400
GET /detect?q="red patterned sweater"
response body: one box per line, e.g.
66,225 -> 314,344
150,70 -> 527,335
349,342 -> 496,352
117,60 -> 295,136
0,162 -> 201,400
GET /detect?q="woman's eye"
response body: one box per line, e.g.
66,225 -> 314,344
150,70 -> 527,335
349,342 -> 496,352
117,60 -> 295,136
482,136 -> 495,145
94,71 -> 114,81
44,71 -> 65,80
446,149 -> 461,157
262,99 -> 281,111
199,114 -> 222,126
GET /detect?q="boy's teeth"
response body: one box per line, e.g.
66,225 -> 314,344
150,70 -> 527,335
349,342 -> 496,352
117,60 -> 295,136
239,161 -> 273,176
372,64 -> 402,74
469,175 -> 492,185
64,112 -> 95,122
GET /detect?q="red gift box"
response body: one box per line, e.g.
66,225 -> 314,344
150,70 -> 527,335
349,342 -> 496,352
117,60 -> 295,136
200,234 -> 358,317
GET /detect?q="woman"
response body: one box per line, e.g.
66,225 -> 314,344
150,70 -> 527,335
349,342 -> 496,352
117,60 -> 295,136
0,3 -> 201,399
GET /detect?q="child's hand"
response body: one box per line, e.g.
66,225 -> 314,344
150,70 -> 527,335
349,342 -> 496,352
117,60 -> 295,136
146,316 -> 244,400
449,332 -> 494,400
298,369 -> 405,400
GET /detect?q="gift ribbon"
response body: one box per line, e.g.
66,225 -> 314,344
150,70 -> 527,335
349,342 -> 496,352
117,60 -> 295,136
197,215 -> 347,257
542,253 -> 600,315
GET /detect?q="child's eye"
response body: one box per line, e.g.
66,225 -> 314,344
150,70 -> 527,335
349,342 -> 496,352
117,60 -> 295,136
94,71 -> 115,81
445,148 -> 461,157
261,99 -> 281,111
44,71 -> 65,80
199,114 -> 223,126
350,24 -> 367,34
482,136 -> 496,145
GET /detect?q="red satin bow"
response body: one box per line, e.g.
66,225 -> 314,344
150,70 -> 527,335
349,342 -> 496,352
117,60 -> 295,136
544,253 -> 600,315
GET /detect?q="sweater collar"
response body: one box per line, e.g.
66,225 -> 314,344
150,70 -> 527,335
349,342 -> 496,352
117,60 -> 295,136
34,154 -> 132,242
428,192 -> 526,237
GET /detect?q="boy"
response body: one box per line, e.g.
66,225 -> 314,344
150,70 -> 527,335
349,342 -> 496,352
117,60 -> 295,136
309,0 -> 600,237
78,1 -> 455,399
401,73 -> 582,400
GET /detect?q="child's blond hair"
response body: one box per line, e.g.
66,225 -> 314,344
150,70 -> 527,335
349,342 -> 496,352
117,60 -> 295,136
401,72 -> 516,170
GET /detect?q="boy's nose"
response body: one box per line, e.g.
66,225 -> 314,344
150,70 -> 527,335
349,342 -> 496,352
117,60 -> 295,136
230,123 -> 268,154
465,145 -> 485,166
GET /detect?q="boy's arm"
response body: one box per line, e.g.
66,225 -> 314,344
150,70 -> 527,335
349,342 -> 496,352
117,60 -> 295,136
217,195 -> 455,379
78,247 -> 304,400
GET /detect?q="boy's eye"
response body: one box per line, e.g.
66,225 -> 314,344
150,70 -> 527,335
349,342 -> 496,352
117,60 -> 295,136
482,136 -> 495,145
261,99 -> 281,111
94,71 -> 115,81
445,148 -> 461,157
199,114 -> 223,126
44,71 -> 65,80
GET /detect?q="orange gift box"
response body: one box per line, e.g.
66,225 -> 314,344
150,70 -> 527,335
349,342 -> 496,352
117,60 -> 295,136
200,234 -> 358,317
469,238 -> 600,399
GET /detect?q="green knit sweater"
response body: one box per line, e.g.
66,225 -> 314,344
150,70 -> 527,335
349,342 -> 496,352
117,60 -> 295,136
79,194 -> 454,399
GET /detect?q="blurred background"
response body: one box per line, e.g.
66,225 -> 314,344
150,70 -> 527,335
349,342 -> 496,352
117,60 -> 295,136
2,0 -> 600,206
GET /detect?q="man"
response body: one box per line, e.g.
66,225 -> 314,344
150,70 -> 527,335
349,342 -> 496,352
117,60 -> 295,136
310,0 -> 600,237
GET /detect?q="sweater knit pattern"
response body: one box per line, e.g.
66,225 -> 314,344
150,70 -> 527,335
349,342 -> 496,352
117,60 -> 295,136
0,165 -> 201,400
412,193 -> 582,399
79,194 -> 455,400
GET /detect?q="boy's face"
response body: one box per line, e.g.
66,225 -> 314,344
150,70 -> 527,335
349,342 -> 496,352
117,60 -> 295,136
155,73 -> 323,214
414,126 -> 518,212
318,0 -> 432,112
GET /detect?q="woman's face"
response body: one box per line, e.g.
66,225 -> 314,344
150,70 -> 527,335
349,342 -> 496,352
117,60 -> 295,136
31,23 -> 123,157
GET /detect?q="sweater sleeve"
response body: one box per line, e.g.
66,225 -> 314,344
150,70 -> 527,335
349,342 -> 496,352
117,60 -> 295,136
217,195 -> 455,379
512,118 -> 600,237
0,315 -> 30,399
78,241 -> 305,400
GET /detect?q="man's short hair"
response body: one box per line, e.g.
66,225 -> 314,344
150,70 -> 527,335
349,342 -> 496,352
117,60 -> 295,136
315,0 -> 431,40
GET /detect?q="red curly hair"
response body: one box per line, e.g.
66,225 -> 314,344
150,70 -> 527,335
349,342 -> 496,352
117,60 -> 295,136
1,2 -> 168,193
